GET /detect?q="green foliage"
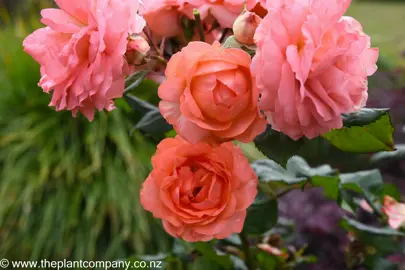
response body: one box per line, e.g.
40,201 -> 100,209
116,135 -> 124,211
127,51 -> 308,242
0,23 -> 170,260
244,193 -> 278,235
254,126 -> 371,171
323,109 -> 395,153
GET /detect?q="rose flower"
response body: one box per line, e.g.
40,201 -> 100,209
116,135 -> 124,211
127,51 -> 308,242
23,0 -> 146,121
158,41 -> 266,144
251,0 -> 379,140
140,136 -> 258,242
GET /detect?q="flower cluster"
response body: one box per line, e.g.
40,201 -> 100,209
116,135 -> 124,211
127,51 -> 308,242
24,0 -> 379,242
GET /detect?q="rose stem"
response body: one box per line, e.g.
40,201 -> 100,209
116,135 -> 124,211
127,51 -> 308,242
240,230 -> 256,270
193,9 -> 205,42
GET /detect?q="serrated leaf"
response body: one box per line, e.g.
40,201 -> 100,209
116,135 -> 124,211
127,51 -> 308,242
341,217 -> 404,236
244,193 -> 278,235
322,109 -> 395,153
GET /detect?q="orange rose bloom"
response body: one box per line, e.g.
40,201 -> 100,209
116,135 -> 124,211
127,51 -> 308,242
158,41 -> 267,144
140,136 -> 258,242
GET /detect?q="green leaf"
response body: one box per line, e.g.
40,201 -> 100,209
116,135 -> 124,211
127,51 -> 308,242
193,242 -> 232,270
341,217 -> 404,236
382,184 -> 402,201
340,169 -> 384,212
311,175 -> 340,200
124,70 -> 149,95
364,257 -> 399,270
251,159 -> 305,185
254,126 -> 371,171
252,157 -> 340,199
244,193 -> 278,235
322,109 -> 395,153
256,252 -> 280,270
222,36 -> 256,56
191,257 -> 223,270
286,156 -> 335,177
135,110 -> 172,134
124,94 -> 172,135
254,126 -> 305,166
371,144 -> 405,165
124,94 -> 158,115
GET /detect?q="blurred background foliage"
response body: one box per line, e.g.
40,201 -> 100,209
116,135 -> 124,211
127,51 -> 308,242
0,0 -> 405,268
0,0 -> 171,262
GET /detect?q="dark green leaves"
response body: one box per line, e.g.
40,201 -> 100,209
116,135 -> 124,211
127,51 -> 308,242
244,193 -> 278,235
193,242 -> 232,269
323,109 -> 395,153
251,156 -> 339,199
253,156 -> 384,206
125,94 -> 158,115
124,70 -> 149,95
124,94 -> 172,135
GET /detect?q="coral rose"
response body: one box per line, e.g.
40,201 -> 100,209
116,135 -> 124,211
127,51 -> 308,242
140,136 -> 258,242
23,0 -> 146,121
187,0 -> 245,28
382,196 -> 405,230
158,41 -> 267,144
251,0 -> 379,140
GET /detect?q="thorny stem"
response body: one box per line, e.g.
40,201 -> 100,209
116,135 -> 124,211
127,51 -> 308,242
240,230 -> 256,270
193,9 -> 205,42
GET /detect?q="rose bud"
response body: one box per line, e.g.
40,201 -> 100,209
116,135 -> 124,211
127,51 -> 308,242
232,11 -> 262,45
126,35 -> 150,65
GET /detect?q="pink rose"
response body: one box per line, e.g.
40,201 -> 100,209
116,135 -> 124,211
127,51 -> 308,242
23,0 -> 146,121
141,0 -> 195,37
187,0 -> 245,28
251,0 -> 379,140
382,196 -> 405,230
140,136 -> 258,242
158,41 -> 267,144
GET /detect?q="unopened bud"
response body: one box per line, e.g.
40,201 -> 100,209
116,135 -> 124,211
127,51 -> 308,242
232,11 -> 261,45
126,35 -> 150,65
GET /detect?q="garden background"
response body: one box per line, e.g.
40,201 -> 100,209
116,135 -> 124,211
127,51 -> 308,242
1,0 -> 405,269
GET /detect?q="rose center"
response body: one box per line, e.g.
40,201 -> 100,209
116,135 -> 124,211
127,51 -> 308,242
192,186 -> 202,197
